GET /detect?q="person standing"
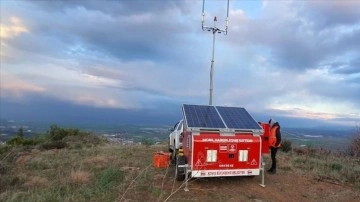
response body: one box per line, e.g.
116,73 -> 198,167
268,118 -> 281,174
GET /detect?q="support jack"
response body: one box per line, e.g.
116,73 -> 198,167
259,157 -> 266,187
179,164 -> 191,191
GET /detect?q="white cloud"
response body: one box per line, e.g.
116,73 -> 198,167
0,72 -> 45,98
0,17 -> 28,39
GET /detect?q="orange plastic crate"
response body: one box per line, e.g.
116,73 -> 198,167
153,152 -> 170,168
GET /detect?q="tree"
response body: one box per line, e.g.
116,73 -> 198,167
16,127 -> 24,138
349,126 -> 360,157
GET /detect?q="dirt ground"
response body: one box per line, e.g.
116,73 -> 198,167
154,168 -> 360,202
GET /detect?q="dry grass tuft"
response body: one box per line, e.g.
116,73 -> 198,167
16,155 -> 31,165
30,149 -> 41,155
120,166 -> 140,171
278,156 -> 293,171
70,170 -> 92,184
24,176 -> 49,188
42,149 -> 60,155
83,156 -> 109,168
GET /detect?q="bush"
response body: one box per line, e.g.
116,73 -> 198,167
6,137 -> 25,146
16,128 -> 24,138
348,126 -> 360,157
7,134 -> 46,147
47,124 -> 83,141
0,162 -> 8,174
0,145 -> 11,155
141,138 -> 154,147
48,125 -> 67,141
281,139 -> 292,153
5,125 -> 98,151
41,140 -> 67,150
97,168 -> 124,191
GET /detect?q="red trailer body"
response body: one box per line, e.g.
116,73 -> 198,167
178,104 -> 266,178
183,132 -> 262,177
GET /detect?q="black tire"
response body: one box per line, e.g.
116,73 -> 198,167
170,140 -> 177,165
168,138 -> 173,153
175,155 -> 186,181
170,149 -> 177,165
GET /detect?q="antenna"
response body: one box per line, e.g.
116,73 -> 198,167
202,0 -> 230,106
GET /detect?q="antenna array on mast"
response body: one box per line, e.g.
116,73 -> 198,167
201,0 -> 230,106
201,0 -> 229,35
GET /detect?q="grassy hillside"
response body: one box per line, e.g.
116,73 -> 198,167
1,143 -> 169,201
1,127 -> 359,201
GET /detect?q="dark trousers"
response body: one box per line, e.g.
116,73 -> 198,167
270,147 -> 278,171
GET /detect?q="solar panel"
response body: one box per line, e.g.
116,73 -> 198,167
182,104 -> 262,131
183,104 -> 225,128
216,106 -> 262,130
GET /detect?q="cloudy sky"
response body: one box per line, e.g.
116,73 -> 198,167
1,0 -> 359,127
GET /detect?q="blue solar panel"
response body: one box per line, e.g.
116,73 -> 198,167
183,104 -> 225,128
216,106 -> 262,130
183,104 -> 261,130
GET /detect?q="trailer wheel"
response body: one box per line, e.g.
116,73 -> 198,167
170,140 -> 177,165
170,149 -> 176,165
175,155 -> 186,181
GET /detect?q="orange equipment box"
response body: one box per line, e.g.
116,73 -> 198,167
153,152 -> 170,168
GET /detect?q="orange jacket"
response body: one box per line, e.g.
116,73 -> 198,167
269,125 -> 281,148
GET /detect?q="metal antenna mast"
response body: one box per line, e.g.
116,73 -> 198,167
202,0 -> 229,106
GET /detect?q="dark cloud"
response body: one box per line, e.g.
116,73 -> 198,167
4,0 -> 195,62
329,57 -> 360,75
302,1 -> 360,30
336,28 -> 360,54
29,0 -> 188,16
229,1 -> 360,71
0,93 -> 181,125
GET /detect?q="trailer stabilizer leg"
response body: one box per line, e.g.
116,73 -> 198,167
259,160 -> 266,188
184,164 -> 189,192
179,164 -> 190,191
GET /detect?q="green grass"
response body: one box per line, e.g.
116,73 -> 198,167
97,167 -> 124,191
279,148 -> 360,185
0,141 -> 169,202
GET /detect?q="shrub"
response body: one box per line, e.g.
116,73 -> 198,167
41,140 -> 67,150
22,137 -> 45,146
349,126 -> 360,157
48,125 -> 68,141
281,139 -> 292,153
6,125 -> 96,150
0,162 -> 8,174
16,128 -> 24,138
6,137 -> 25,146
97,168 -> 124,191
48,124 -> 86,141
330,163 -> 342,171
141,138 -> 154,147
0,145 -> 11,155
7,135 -> 46,147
